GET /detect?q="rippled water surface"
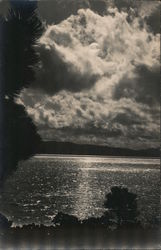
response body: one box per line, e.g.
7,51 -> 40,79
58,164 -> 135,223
0,155 -> 160,227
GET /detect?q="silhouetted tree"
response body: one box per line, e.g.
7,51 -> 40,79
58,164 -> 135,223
1,0 -> 43,98
104,186 -> 139,226
0,1 -> 43,183
2,100 -> 41,180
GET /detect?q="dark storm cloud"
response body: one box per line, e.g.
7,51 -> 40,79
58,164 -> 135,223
33,43 -> 99,94
51,125 -> 123,138
134,65 -> 160,105
111,111 -> 142,126
18,87 -> 160,149
38,122 -> 123,145
145,8 -> 160,34
113,65 -> 160,106
38,121 -> 159,149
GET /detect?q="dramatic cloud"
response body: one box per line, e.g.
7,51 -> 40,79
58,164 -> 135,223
18,87 -> 159,149
113,64 -> 160,106
18,2 -> 160,149
33,7 -> 159,96
34,38 -> 99,93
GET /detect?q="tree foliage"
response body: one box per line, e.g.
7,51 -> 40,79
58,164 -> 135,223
2,100 -> 41,180
1,0 -> 43,98
0,1 -> 43,182
104,186 -> 139,226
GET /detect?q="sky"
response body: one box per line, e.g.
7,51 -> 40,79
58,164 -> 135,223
11,0 -> 160,149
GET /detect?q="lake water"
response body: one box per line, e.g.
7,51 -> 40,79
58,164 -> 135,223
0,155 -> 160,227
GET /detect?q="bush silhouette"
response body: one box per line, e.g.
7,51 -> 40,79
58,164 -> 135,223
53,212 -> 80,226
104,186 -> 139,226
52,212 -> 110,228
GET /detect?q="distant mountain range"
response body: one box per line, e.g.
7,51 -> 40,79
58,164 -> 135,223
37,141 -> 160,158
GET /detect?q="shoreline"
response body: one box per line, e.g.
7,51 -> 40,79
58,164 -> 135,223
33,153 -> 160,160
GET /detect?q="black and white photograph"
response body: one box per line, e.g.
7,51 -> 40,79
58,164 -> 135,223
0,0 -> 160,249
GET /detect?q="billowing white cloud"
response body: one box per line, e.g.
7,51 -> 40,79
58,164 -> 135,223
34,7 -> 159,96
18,5 -> 160,149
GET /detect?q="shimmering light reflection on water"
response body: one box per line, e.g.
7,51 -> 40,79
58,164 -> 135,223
73,160 -> 96,219
0,155 -> 160,227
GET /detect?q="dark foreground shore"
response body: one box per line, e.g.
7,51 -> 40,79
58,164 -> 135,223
0,226 -> 161,249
